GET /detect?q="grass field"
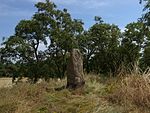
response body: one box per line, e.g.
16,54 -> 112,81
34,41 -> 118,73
0,74 -> 150,113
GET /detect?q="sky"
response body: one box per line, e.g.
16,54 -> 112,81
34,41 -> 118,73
0,0 -> 144,41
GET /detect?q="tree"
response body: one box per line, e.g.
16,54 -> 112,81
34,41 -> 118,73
80,18 -> 121,75
34,1 -> 84,51
1,0 -> 84,86
140,0 -> 150,25
33,0 -> 85,88
0,12 -> 49,82
34,0 -> 84,79
15,19 -> 47,63
120,22 -> 145,67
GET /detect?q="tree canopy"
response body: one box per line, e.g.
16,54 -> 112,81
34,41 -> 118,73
0,0 -> 150,82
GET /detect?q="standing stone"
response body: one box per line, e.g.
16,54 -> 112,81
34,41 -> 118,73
66,49 -> 85,89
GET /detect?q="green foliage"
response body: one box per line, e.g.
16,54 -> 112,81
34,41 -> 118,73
34,0 -> 84,51
1,0 -> 150,80
80,19 -> 121,75
141,0 -> 150,25
120,22 -> 145,69
0,0 -> 84,82
141,46 -> 150,69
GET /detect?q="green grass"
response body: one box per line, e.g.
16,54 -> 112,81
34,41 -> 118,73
0,74 -> 150,113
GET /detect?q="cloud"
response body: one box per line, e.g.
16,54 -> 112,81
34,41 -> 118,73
52,0 -> 76,5
0,3 -> 33,17
0,10 -> 33,17
4,0 -> 109,9
5,0 -> 44,3
28,0 -> 44,2
52,0 -> 109,9
81,0 -> 108,9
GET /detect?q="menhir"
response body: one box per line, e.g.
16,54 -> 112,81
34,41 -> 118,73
66,49 -> 85,89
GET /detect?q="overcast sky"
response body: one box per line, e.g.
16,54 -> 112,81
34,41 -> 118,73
0,0 -> 144,41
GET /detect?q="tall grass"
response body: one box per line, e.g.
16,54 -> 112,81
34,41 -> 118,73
108,67 -> 150,112
1,70 -> 150,113
0,75 -> 125,113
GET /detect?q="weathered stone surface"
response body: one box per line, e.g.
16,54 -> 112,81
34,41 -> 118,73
66,49 -> 85,89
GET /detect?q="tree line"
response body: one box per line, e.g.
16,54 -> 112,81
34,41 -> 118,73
0,0 -> 150,82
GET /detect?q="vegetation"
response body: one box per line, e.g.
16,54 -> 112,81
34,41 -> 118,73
1,0 -> 150,81
1,0 -> 150,112
1,73 -> 150,113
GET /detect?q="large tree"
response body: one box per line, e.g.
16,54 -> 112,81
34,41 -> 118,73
34,0 -> 84,78
1,0 -> 84,85
80,18 -> 121,75
120,22 -> 145,68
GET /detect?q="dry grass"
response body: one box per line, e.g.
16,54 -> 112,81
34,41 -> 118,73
0,75 -> 125,113
0,78 -> 13,88
1,72 -> 150,113
108,68 -> 150,112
